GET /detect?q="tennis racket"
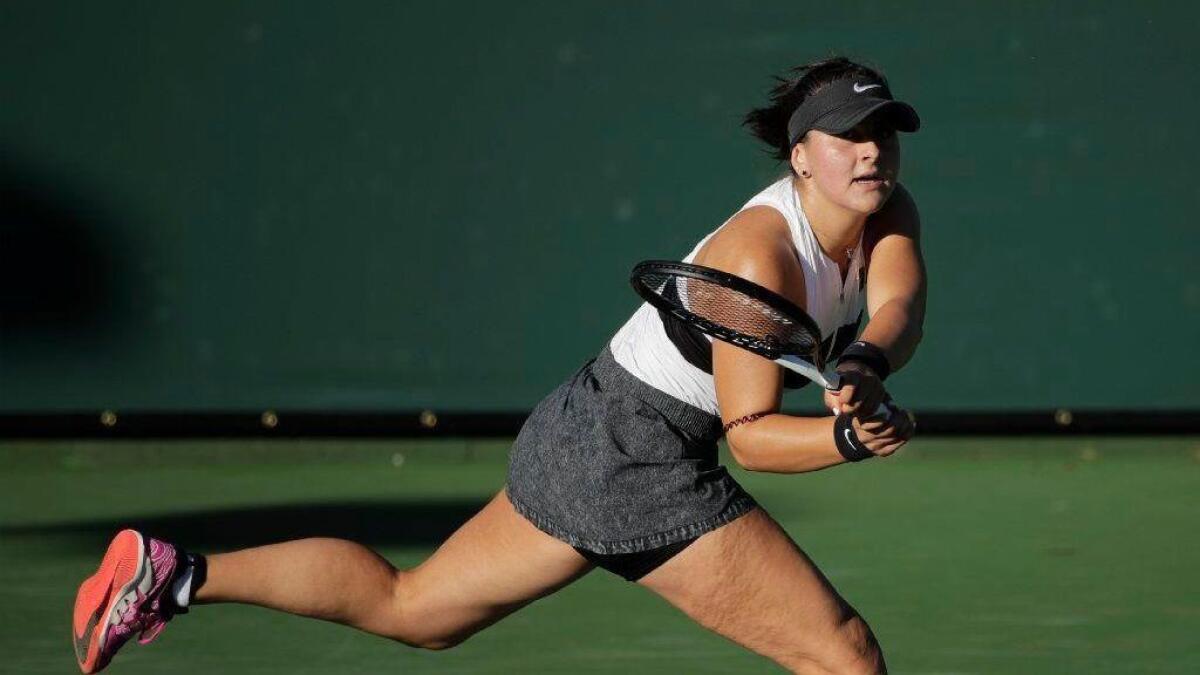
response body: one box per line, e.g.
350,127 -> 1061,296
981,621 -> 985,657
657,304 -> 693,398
630,259 -> 889,416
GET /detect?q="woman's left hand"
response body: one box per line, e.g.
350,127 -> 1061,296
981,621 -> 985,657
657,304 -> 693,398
824,362 -> 887,418
852,402 -> 916,458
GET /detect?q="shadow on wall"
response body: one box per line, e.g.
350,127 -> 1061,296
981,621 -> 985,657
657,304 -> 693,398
0,154 -> 146,354
0,500 -> 488,552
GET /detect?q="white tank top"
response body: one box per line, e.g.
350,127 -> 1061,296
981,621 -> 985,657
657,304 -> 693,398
609,176 -> 867,414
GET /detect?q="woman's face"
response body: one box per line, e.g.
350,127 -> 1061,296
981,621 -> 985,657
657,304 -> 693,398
792,113 -> 901,215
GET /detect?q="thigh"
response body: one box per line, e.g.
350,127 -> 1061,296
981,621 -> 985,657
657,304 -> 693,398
637,507 -> 881,673
395,489 -> 594,643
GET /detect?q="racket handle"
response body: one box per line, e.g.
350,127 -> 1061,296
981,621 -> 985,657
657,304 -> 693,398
824,371 -> 891,420
825,372 -> 842,390
864,401 -> 891,421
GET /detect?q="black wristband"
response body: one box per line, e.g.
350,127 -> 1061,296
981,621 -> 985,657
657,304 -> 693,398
834,414 -> 875,462
836,341 -> 892,381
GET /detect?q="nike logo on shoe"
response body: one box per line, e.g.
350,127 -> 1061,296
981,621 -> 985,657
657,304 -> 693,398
853,83 -> 882,93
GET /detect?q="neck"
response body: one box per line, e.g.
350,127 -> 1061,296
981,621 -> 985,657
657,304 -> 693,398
793,177 -> 867,262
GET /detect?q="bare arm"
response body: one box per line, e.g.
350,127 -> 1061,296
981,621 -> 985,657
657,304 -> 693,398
693,207 -> 849,473
861,183 -> 927,370
823,184 -> 927,418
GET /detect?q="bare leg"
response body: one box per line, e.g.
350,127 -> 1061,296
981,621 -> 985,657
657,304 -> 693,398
638,508 -> 885,674
195,490 -> 592,649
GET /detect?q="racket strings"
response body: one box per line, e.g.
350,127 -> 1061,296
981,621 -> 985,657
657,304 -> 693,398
647,272 -> 821,356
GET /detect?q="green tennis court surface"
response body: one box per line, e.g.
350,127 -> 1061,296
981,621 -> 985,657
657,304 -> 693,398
3,437 -> 1197,674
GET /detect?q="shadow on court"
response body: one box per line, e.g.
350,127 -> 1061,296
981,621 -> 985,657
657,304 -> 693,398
0,499 -> 488,552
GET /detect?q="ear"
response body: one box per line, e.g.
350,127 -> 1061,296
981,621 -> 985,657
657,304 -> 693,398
789,141 -> 810,178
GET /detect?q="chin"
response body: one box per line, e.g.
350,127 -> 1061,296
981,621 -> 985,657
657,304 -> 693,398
851,188 -> 894,214
845,195 -> 887,215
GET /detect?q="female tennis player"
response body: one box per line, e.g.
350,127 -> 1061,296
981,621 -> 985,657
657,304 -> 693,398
74,56 -> 924,674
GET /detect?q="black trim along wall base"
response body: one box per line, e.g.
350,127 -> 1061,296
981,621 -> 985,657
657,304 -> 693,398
1,409 -> 1198,439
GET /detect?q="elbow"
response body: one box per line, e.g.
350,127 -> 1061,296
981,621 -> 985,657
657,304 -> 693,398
905,296 -> 926,344
726,433 -> 763,472
895,314 -> 923,363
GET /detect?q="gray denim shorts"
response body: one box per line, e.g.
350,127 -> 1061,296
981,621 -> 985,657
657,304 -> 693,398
507,347 -> 757,554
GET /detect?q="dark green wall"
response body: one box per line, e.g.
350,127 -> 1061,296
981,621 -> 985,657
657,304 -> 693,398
2,2 -> 1197,412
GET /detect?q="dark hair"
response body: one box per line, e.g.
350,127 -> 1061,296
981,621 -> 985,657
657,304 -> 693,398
743,56 -> 889,162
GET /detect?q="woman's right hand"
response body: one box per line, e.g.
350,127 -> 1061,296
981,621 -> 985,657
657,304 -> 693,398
850,404 -> 916,458
824,363 -> 887,418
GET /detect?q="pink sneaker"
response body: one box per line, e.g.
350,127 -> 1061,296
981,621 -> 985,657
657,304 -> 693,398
72,530 -> 180,673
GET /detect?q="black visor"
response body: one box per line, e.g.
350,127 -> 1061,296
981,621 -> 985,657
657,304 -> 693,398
786,78 -> 920,145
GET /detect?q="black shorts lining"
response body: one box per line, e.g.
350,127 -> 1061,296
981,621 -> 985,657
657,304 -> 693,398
574,536 -> 698,582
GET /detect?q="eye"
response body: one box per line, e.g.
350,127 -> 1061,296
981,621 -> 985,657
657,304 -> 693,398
839,120 -> 896,144
834,127 -> 868,142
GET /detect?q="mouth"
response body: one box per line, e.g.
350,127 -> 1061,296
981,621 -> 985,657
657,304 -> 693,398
852,173 -> 888,188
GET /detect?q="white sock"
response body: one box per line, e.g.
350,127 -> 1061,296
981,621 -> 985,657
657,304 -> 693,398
170,560 -> 194,608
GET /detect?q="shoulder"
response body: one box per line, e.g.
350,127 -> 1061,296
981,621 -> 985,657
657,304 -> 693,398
865,183 -> 921,255
692,205 -> 806,306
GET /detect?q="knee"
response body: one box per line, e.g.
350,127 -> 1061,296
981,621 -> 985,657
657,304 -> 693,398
400,633 -> 467,652
387,605 -> 473,652
384,572 -> 474,652
818,614 -> 885,674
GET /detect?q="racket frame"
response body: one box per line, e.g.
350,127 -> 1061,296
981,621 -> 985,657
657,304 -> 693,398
631,260 -> 890,420
631,260 -> 841,388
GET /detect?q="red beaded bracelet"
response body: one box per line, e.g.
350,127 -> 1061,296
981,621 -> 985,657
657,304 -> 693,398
722,411 -> 772,434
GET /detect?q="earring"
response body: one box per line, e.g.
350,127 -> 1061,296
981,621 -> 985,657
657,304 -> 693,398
800,169 -> 811,178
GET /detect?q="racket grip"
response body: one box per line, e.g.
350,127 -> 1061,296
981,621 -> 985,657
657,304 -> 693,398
864,401 -> 891,421
825,372 -> 842,390
824,372 -> 890,420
